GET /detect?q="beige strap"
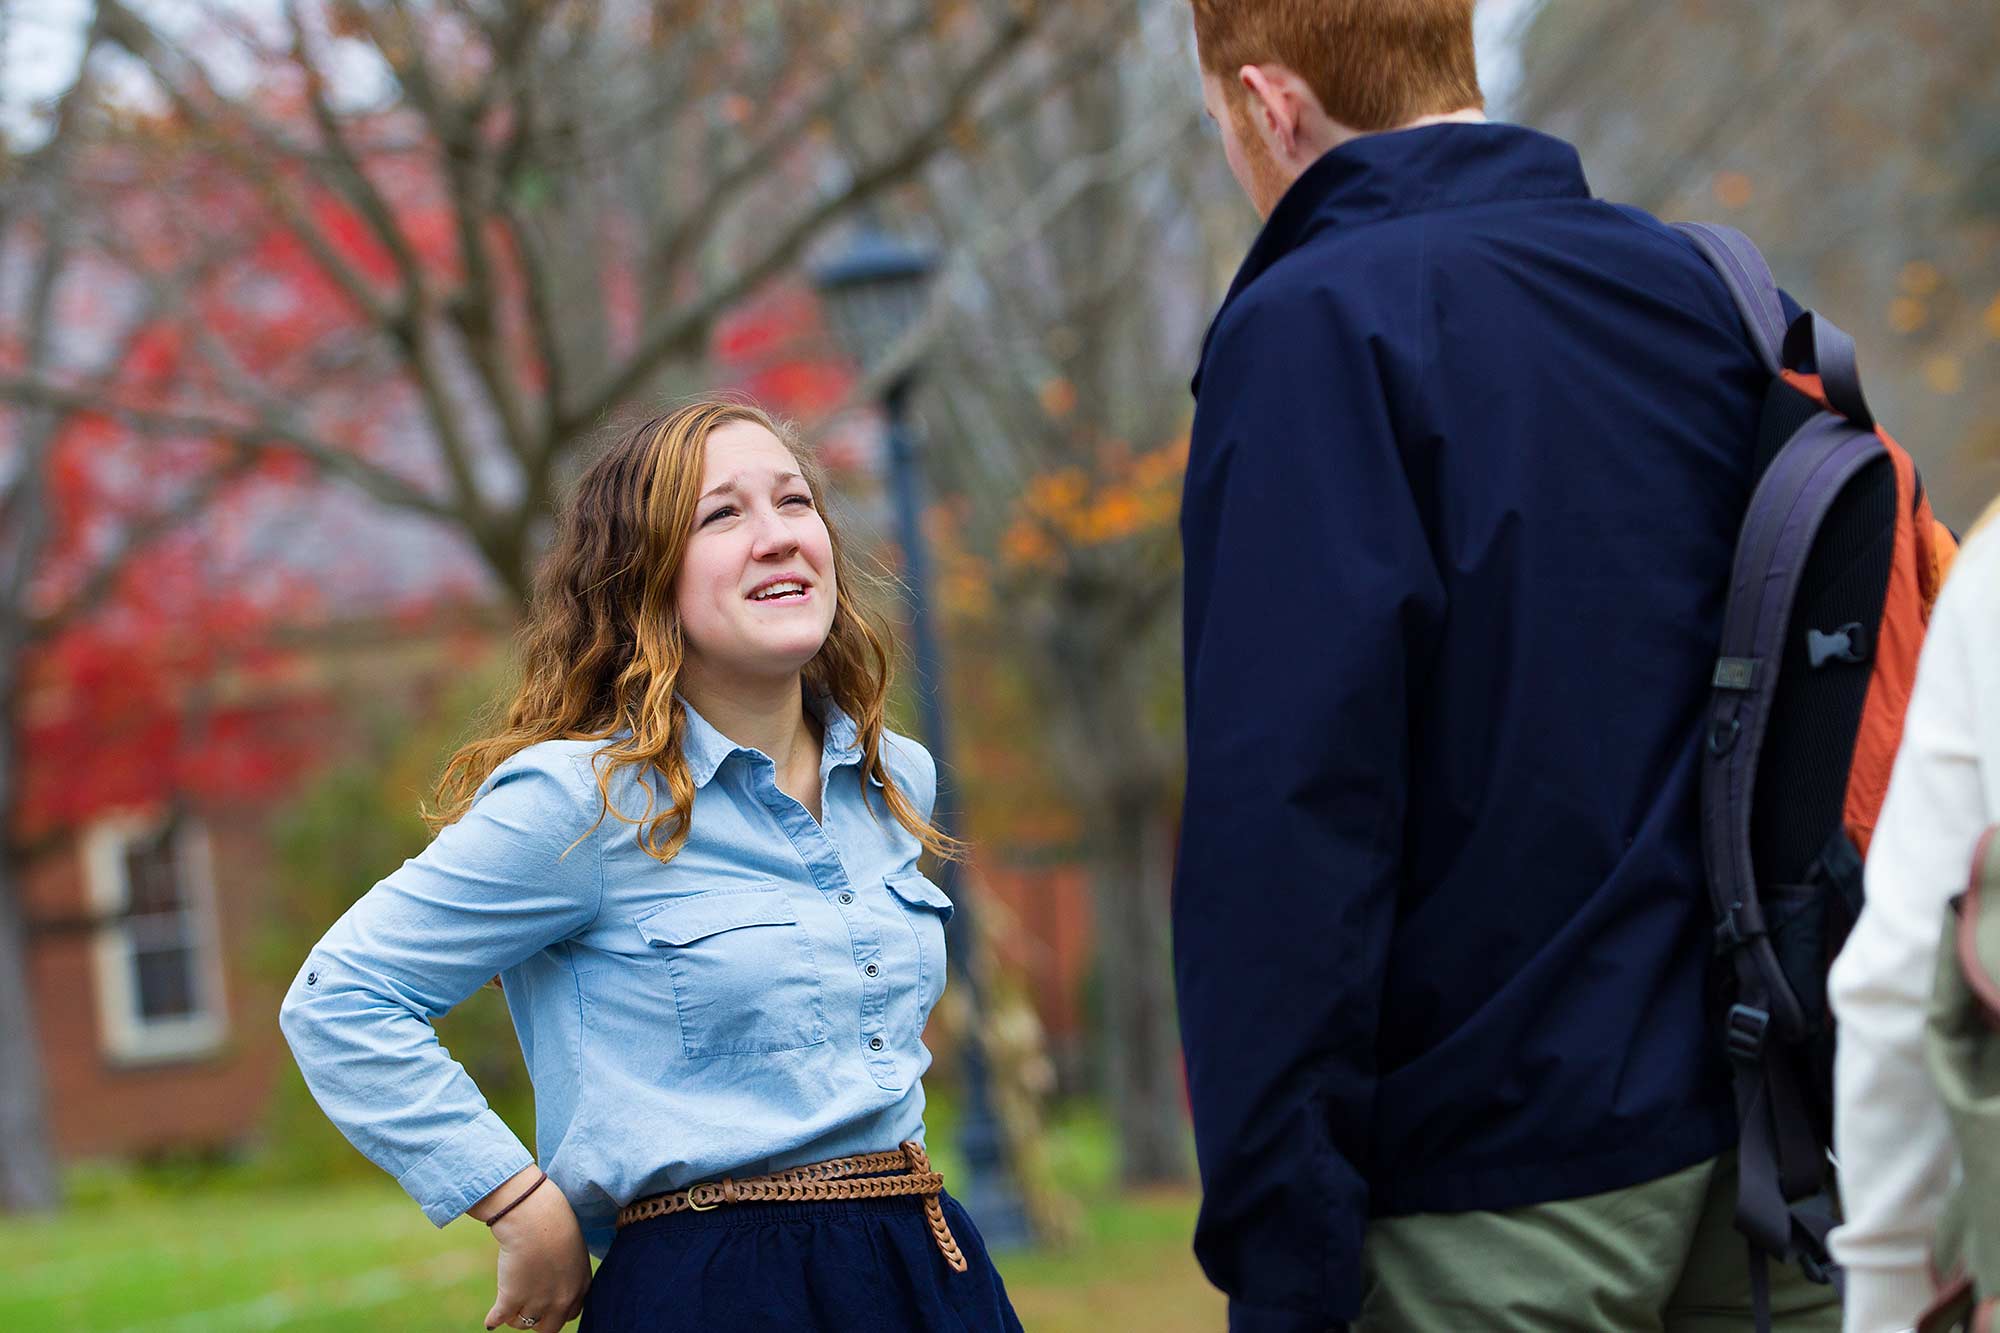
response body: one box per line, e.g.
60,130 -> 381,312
902,1140 -> 967,1273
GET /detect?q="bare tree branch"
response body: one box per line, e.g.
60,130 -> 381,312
563,3 -> 1043,435
284,0 -> 426,311
810,97 -> 1204,433
642,8 -> 934,293
22,0 -> 1082,602
0,12 -> 108,614
97,2 -> 404,330
0,375 -> 456,521
368,0 -> 545,465
105,3 -> 512,518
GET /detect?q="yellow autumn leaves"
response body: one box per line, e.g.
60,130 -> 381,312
1882,260 -> 2000,396
999,435 -> 1188,569
925,421 -> 1189,623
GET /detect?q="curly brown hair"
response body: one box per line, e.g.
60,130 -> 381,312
428,398 -> 958,864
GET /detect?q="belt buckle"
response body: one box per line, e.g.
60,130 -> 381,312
687,1181 -> 723,1212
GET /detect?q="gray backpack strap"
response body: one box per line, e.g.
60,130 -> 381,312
1782,310 -> 1876,431
1682,220 -> 1894,1333
1702,411 -> 1887,1332
1675,221 -> 1786,376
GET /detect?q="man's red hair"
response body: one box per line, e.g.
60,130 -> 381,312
1190,0 -> 1483,132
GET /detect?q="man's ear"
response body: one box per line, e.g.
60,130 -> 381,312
1238,64 -> 1299,159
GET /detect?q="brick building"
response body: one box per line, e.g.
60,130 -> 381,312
20,614 -> 497,1161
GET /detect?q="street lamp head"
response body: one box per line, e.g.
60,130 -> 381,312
810,223 -> 938,379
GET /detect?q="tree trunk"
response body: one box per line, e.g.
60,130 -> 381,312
0,661 -> 61,1212
1091,788 -> 1191,1187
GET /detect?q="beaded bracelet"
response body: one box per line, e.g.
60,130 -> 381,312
484,1170 -> 549,1227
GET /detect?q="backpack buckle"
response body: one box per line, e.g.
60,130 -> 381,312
1807,622 -> 1869,669
1713,903 -> 1763,954
1725,1004 -> 1771,1062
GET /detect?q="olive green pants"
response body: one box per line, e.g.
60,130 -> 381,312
1357,1154 -> 1842,1332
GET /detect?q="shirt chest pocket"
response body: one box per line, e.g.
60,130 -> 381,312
634,886 -> 827,1058
882,873 -> 954,1032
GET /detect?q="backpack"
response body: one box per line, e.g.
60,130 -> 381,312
1675,222 -> 1957,1331
1917,826 -> 2000,1333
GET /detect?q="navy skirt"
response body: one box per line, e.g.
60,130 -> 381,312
579,1189 -> 1023,1332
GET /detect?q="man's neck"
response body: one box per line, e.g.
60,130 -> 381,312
1321,106 -> 1488,158
1400,108 -> 1489,132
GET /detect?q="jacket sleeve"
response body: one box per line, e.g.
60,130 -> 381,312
1830,537 -> 1990,1333
1176,296 -> 1443,1331
278,751 -> 604,1226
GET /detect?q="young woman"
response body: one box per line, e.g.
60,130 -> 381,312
280,399 -> 1022,1332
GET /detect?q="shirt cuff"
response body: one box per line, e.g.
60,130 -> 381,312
1228,1298 -> 1342,1333
396,1108 -> 534,1227
1841,1263 -> 1937,1333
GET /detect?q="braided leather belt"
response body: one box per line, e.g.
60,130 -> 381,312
615,1140 -> 967,1273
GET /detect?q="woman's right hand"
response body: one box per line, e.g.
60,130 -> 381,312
471,1168 -> 592,1331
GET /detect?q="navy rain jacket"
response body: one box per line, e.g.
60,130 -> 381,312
1175,123 -> 1771,1331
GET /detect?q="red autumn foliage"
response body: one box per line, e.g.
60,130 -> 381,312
13,112 -> 859,840
717,284 -> 856,419
16,590 -> 335,837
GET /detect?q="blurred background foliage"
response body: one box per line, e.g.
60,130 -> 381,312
2,0 -> 1998,1326
252,654 -> 527,1188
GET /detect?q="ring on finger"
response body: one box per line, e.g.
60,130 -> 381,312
517,1318 -> 538,1329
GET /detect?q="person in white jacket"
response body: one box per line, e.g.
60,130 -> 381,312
1830,509 -> 1998,1333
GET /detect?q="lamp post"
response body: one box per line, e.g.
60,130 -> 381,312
812,226 -> 1031,1249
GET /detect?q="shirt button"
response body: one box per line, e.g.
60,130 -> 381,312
864,963 -> 880,978
838,892 -> 854,906
869,1037 -> 884,1051
305,972 -> 318,986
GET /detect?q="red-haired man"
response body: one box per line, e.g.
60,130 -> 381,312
1172,4 -> 1841,1330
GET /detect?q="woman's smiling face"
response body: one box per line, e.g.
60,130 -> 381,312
673,419 -> 837,687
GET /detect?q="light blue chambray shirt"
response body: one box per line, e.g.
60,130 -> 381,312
277,698 -> 951,1257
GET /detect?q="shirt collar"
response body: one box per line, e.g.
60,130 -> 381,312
679,692 -> 864,789
815,696 -> 866,783
1194,123 -> 1593,395
678,703 -> 738,789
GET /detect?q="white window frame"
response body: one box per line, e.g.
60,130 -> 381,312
83,811 -> 229,1064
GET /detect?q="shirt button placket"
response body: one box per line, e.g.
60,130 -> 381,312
751,757 -> 897,1087
840,888 -> 893,1077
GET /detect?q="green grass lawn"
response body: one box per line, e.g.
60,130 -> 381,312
6,1180 -> 1217,1332
7,1112 -> 1222,1331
